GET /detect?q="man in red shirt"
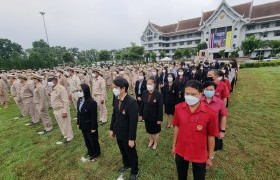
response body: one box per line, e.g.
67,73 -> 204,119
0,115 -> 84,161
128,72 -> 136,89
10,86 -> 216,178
207,70 -> 230,105
201,81 -> 228,151
172,80 -> 218,180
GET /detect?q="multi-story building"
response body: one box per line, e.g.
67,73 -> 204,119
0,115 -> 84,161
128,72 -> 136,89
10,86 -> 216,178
141,0 -> 280,59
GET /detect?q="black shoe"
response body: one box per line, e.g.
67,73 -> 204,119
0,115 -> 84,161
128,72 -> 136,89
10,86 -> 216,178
89,156 -> 95,161
63,139 -> 71,144
129,174 -> 138,180
117,166 -> 131,174
19,115 -> 24,118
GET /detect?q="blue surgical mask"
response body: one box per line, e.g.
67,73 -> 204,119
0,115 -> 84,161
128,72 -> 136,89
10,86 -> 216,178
204,90 -> 215,98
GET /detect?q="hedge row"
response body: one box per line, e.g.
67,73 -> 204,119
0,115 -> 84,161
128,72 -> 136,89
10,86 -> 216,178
239,60 -> 280,69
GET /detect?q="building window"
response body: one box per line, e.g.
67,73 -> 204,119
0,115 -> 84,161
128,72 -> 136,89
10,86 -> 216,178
172,36 -> 177,40
147,29 -> 153,36
247,25 -> 255,31
172,43 -> 177,46
206,32 -> 209,34
261,23 -> 269,29
180,42 -> 184,46
235,27 -> 238,30
195,40 -> 200,44
276,21 -> 280,27
187,41 -> 192,45
179,35 -> 185,39
261,32 -> 268,38
159,43 -> 162,47
234,35 -> 237,38
187,34 -> 192,38
148,44 -> 153,48
165,50 -> 169,53
274,31 -> 280,36
195,33 -> 201,37
233,44 -> 236,48
246,34 -> 254,38
206,38 -> 208,41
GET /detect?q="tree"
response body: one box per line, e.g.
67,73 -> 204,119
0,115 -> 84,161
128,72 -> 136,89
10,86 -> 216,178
182,47 -> 193,58
229,47 -> 240,58
127,45 -> 144,61
151,52 -> 157,61
159,50 -> 166,59
197,42 -> 208,52
0,38 -> 23,60
98,50 -> 111,62
173,49 -> 183,59
62,52 -> 74,63
144,52 -> 151,62
241,35 -> 262,57
219,49 -> 226,58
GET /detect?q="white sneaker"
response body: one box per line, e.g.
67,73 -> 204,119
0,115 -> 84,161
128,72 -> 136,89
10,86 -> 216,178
56,141 -> 63,145
13,117 -> 19,120
80,157 -> 88,162
117,174 -> 124,180
74,118 -> 77,120
38,131 -> 45,135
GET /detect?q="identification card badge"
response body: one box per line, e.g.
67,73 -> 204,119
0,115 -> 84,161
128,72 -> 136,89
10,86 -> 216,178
122,110 -> 126,115
197,125 -> 203,131
153,99 -> 157,103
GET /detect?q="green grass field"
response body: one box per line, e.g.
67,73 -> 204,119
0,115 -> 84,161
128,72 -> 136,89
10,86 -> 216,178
1,67 -> 280,180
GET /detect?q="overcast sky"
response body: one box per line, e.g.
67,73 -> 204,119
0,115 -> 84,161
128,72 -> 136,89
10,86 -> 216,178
0,0 -> 277,50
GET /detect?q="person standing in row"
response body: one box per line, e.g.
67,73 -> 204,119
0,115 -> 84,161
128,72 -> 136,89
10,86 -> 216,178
31,74 -> 53,134
172,80 -> 218,180
19,75 -> 40,126
135,71 -> 147,120
68,68 -> 81,110
162,73 -> 178,128
110,77 -> 139,180
9,75 -> 27,118
0,74 -> 9,109
77,84 -> 101,161
201,81 -> 228,152
49,76 -> 74,144
92,70 -> 107,125
140,77 -> 163,150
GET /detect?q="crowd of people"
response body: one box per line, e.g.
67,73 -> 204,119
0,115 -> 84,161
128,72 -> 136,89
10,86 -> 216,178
0,59 -> 239,180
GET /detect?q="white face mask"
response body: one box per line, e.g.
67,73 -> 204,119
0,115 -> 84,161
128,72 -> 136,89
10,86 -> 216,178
65,72 -> 70,76
113,88 -> 120,97
48,81 -> 54,87
217,77 -> 223,81
184,95 -> 199,106
162,70 -> 166,73
16,79 -> 20,83
92,73 -> 96,78
221,70 -> 226,73
77,91 -> 84,98
147,84 -> 154,91
192,70 -> 196,74
167,77 -> 173,82
120,71 -> 124,75
178,71 -> 184,76
139,76 -> 144,80
152,72 -> 157,76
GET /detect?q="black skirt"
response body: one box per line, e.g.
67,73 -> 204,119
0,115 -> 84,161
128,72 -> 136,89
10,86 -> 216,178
164,104 -> 175,115
145,120 -> 161,134
214,137 -> 223,151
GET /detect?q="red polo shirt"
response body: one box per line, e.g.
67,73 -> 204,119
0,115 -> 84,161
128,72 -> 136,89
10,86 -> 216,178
172,102 -> 218,163
215,81 -> 230,100
201,96 -> 228,130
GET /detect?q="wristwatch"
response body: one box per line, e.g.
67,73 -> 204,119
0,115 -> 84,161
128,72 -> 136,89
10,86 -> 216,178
220,130 -> 226,133
208,156 -> 214,160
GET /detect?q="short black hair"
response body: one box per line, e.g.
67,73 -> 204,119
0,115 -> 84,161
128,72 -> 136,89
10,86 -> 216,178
147,77 -> 155,84
203,81 -> 217,89
185,80 -> 203,93
113,77 -> 129,92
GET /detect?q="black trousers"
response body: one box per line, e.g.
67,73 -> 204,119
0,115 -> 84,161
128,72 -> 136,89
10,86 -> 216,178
117,138 -> 139,175
82,130 -> 101,158
175,154 -> 206,180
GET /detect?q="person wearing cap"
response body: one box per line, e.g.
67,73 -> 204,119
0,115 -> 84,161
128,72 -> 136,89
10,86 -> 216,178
57,70 -> 69,91
92,70 -> 107,125
31,74 -> 53,134
103,67 -> 112,88
49,76 -> 74,144
68,68 -> 81,110
19,74 -> 40,126
0,74 -> 9,109
9,75 -> 27,117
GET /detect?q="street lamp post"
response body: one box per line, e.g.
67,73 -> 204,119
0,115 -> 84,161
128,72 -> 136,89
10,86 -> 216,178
39,12 -> 49,45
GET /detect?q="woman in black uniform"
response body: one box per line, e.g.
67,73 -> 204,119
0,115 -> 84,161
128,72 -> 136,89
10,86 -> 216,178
162,73 -> 178,128
140,77 -> 163,150
77,84 -> 101,161
174,68 -> 188,104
